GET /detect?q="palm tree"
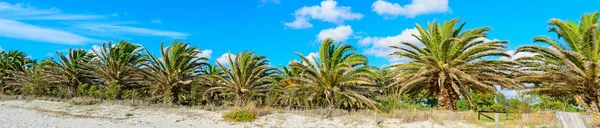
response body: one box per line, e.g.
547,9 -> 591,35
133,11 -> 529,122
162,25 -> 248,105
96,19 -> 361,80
4,60 -> 54,96
195,64 -> 226,104
279,63 -> 301,86
287,39 -> 379,111
204,51 -> 278,106
514,12 -> 600,113
389,19 -> 520,110
0,50 -> 31,93
89,41 -> 148,98
372,67 -> 400,96
142,41 -> 207,105
50,49 -> 95,91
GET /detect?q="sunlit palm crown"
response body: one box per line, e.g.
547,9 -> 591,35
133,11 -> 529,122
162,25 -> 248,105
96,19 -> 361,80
205,51 -> 278,106
90,41 -> 148,88
143,41 -> 207,104
390,19 -> 520,105
0,51 -> 30,73
288,39 -> 378,109
51,49 -> 95,88
515,13 -> 600,111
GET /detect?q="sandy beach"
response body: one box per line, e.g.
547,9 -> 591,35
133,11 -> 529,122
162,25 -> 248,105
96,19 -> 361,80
0,100 -> 478,128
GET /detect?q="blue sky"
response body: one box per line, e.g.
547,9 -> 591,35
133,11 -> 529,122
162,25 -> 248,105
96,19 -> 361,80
0,0 -> 599,69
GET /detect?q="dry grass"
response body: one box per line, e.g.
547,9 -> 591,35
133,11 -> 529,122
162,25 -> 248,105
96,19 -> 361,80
223,102 -> 271,122
69,97 -> 101,105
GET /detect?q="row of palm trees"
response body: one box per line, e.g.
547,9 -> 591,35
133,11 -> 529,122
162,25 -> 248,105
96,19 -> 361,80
1,13 -> 599,113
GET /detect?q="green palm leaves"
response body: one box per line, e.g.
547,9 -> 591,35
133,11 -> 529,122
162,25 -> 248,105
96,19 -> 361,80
287,39 -> 378,110
90,41 -> 147,97
515,12 -> 600,113
205,51 -> 278,106
51,49 -> 95,89
390,19 -> 519,110
143,41 -> 207,105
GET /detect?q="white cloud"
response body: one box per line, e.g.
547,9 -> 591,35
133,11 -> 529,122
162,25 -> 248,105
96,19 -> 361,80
500,50 -> 535,61
358,28 -> 421,64
306,52 -> 319,65
216,53 -> 236,66
316,25 -> 353,42
90,45 -> 101,53
371,0 -> 450,19
283,17 -> 312,29
0,2 -> 104,20
197,49 -> 212,60
283,0 -> 363,29
110,13 -> 119,16
46,52 -> 54,57
0,46 -> 3,52
151,19 -> 162,24
0,19 -> 97,45
74,23 -> 189,39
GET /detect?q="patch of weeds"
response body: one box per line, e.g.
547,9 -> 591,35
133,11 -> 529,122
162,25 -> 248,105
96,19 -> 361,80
69,97 -> 101,105
223,109 -> 258,122
125,113 -> 134,117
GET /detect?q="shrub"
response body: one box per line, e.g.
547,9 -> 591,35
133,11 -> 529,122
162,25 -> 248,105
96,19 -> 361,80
104,84 -> 121,100
223,109 -> 258,122
56,86 -> 75,99
76,83 -> 90,97
70,97 -> 101,105
122,89 -> 141,100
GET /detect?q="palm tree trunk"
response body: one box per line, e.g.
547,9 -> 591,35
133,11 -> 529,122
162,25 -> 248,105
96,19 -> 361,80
234,91 -> 245,106
325,93 -> 335,119
437,84 -> 458,110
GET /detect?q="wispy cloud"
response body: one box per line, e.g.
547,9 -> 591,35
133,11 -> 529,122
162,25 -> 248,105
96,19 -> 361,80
258,0 -> 281,7
0,19 -> 97,45
74,23 -> 189,39
151,19 -> 162,24
0,2 -> 104,20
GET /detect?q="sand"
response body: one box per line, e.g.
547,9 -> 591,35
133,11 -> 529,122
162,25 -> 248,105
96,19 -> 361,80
0,100 -> 478,128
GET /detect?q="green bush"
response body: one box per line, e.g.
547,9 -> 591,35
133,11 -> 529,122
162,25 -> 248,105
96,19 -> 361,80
104,84 -> 121,100
122,89 -> 141,100
223,109 -> 258,122
56,86 -> 75,99
77,83 -> 90,97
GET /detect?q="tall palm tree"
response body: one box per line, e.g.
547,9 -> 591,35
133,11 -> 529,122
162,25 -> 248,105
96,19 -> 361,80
514,13 -> 600,113
89,41 -> 148,98
287,39 -> 379,111
142,41 -> 207,105
389,19 -> 520,110
204,51 -> 278,106
50,49 -> 95,90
